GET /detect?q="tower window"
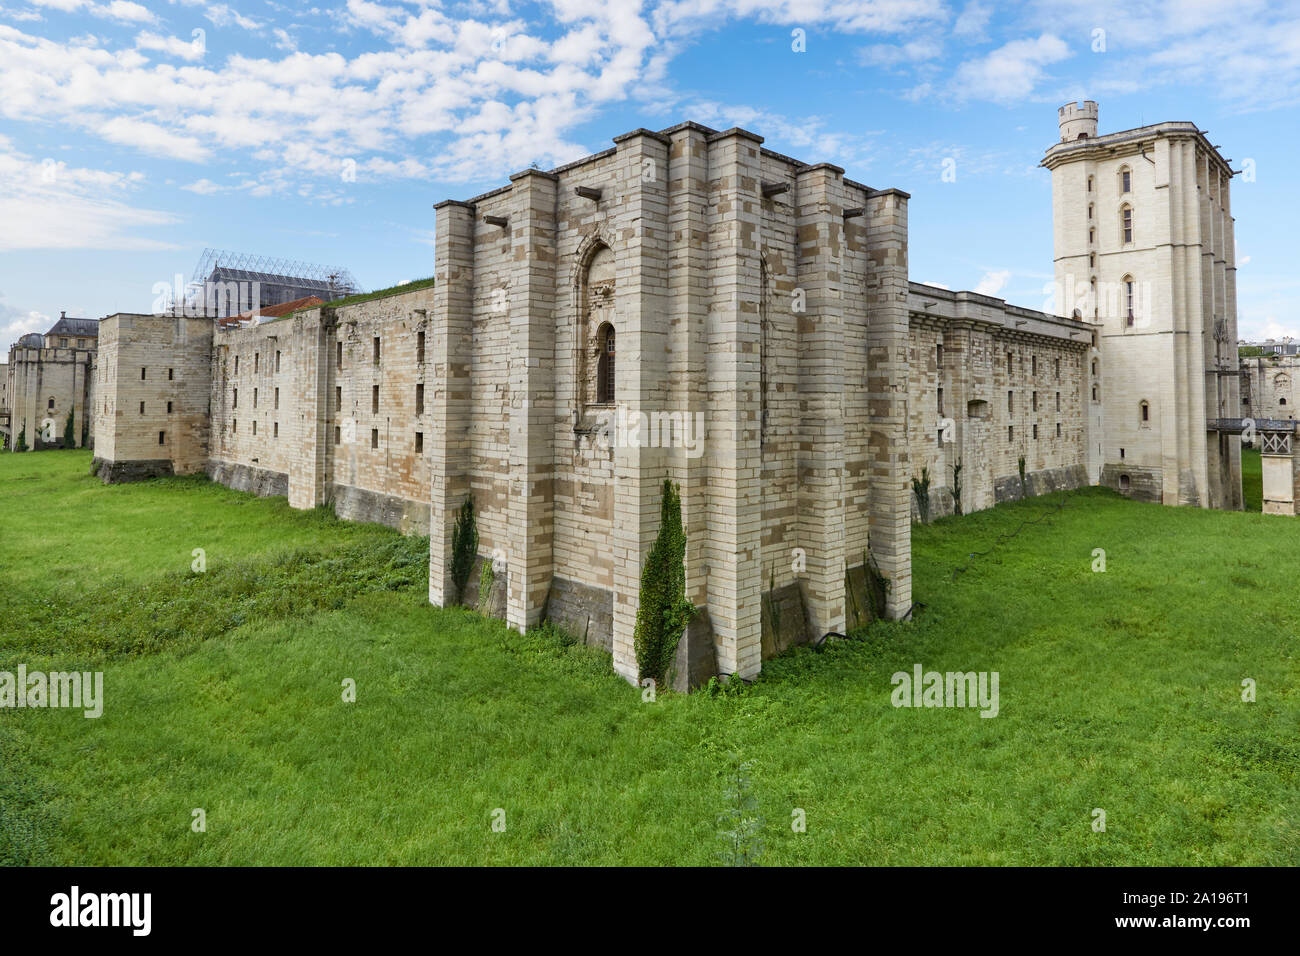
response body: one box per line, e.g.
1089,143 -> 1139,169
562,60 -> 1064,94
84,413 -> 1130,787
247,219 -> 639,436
275,350 -> 281,373
159,431 -> 165,445
141,367 -> 146,380
417,331 -> 426,365
337,342 -> 343,369
1007,390 -> 1014,412
596,323 -> 616,404
139,401 -> 145,414
47,398 -> 54,410
168,368 -> 174,380
336,386 -> 342,410
1140,400 -> 1150,422
371,428 -> 379,449
1124,276 -> 1136,325
415,432 -> 424,453
373,337 -> 381,366
1121,167 -> 1131,193
372,384 -> 379,414
1121,204 -> 1133,244
416,383 -> 425,416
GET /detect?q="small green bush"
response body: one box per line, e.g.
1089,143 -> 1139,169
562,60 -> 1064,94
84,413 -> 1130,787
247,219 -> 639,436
633,479 -> 694,685
449,494 -> 478,605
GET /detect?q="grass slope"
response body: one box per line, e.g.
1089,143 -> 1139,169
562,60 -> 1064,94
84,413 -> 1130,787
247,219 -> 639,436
1,451 -> 1296,865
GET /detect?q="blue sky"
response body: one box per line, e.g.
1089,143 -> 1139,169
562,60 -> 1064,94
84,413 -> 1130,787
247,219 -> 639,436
2,0 -> 1298,345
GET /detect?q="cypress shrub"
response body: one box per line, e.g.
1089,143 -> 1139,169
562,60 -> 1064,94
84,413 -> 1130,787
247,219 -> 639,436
449,494 -> 478,605
633,479 -> 694,685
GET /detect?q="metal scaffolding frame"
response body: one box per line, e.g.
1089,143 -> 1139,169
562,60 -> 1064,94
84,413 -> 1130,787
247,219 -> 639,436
191,248 -> 362,298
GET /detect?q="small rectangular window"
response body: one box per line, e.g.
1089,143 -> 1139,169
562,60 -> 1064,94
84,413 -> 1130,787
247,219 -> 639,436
415,432 -> 424,453
139,401 -> 145,414
336,341 -> 343,369
1120,447 -> 1125,459
417,331 -> 426,365
235,355 -> 239,374
371,428 -> 379,449
1032,391 -> 1038,411
372,384 -> 379,414
233,387 -> 238,408
334,425 -> 341,444
1056,422 -> 1062,438
253,420 -> 257,435
274,422 -> 279,438
158,431 -> 165,445
416,383 -> 424,416
254,353 -> 259,373
1008,425 -> 1014,442
168,368 -> 174,380
274,387 -> 279,410
373,337 -> 381,366
1032,424 -> 1038,439
336,385 -> 342,410
141,367 -> 146,380
167,401 -> 173,413
253,387 -> 258,408
1007,390 -> 1014,412
275,350 -> 281,373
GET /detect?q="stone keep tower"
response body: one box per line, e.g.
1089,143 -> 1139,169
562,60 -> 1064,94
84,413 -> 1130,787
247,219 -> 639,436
1044,102 -> 1242,509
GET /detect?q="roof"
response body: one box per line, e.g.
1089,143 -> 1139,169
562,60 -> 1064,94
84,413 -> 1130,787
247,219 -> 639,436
217,295 -> 325,328
47,315 -> 98,337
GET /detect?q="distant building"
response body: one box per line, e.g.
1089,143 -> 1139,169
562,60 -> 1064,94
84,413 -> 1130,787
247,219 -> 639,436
5,312 -> 98,451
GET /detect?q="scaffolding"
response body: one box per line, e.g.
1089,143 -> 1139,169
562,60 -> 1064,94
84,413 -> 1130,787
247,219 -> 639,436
187,249 -> 363,317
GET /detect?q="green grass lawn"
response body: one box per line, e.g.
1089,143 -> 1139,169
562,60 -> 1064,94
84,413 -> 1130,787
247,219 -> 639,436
1243,446 -> 1262,512
2,450 -> 1296,865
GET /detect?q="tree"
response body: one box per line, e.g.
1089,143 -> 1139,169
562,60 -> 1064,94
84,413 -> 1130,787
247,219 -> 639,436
633,479 -> 694,686
15,425 -> 27,452
449,494 -> 478,605
64,410 -> 75,449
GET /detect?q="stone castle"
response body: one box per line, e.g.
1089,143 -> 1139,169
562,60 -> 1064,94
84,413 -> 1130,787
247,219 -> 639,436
78,104 -> 1247,685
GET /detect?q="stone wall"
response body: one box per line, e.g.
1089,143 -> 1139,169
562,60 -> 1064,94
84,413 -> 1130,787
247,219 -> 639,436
906,285 -> 1092,519
7,343 -> 95,451
92,313 -> 211,477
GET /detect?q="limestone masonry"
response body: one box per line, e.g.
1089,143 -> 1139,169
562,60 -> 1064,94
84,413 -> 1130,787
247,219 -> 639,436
78,106 -> 1249,685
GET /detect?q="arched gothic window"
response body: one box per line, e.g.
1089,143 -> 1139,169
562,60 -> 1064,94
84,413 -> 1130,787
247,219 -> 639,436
580,244 -> 616,406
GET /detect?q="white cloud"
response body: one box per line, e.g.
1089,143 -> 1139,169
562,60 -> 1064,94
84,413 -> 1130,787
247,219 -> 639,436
0,136 -> 178,251
974,269 -> 1011,297
90,1 -> 156,24
952,34 -> 1072,103
0,293 -> 51,349
135,30 -> 206,61
181,177 -> 223,194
